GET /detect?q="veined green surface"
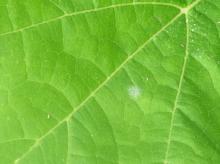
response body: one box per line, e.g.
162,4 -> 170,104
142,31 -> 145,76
0,0 -> 220,163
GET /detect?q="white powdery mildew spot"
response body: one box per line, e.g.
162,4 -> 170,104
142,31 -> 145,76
128,86 -> 141,99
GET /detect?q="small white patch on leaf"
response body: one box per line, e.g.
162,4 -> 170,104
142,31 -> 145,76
128,86 -> 141,99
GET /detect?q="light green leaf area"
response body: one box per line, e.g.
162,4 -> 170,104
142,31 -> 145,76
0,0 -> 220,163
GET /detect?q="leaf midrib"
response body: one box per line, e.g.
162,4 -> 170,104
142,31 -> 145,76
13,0 -> 202,163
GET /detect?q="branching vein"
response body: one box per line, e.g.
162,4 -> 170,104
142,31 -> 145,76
0,2 -> 181,37
163,0 -> 202,163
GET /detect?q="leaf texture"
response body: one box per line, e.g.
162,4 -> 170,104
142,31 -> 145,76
0,0 -> 220,164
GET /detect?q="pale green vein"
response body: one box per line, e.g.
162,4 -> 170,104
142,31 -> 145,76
0,2 -> 182,37
163,0 -> 202,163
14,8 -> 183,164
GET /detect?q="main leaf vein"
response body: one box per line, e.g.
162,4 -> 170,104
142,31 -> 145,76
163,0 -> 202,163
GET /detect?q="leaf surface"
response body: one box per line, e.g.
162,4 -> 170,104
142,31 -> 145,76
0,0 -> 220,164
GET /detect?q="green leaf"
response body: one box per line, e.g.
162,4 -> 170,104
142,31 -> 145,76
0,0 -> 220,163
